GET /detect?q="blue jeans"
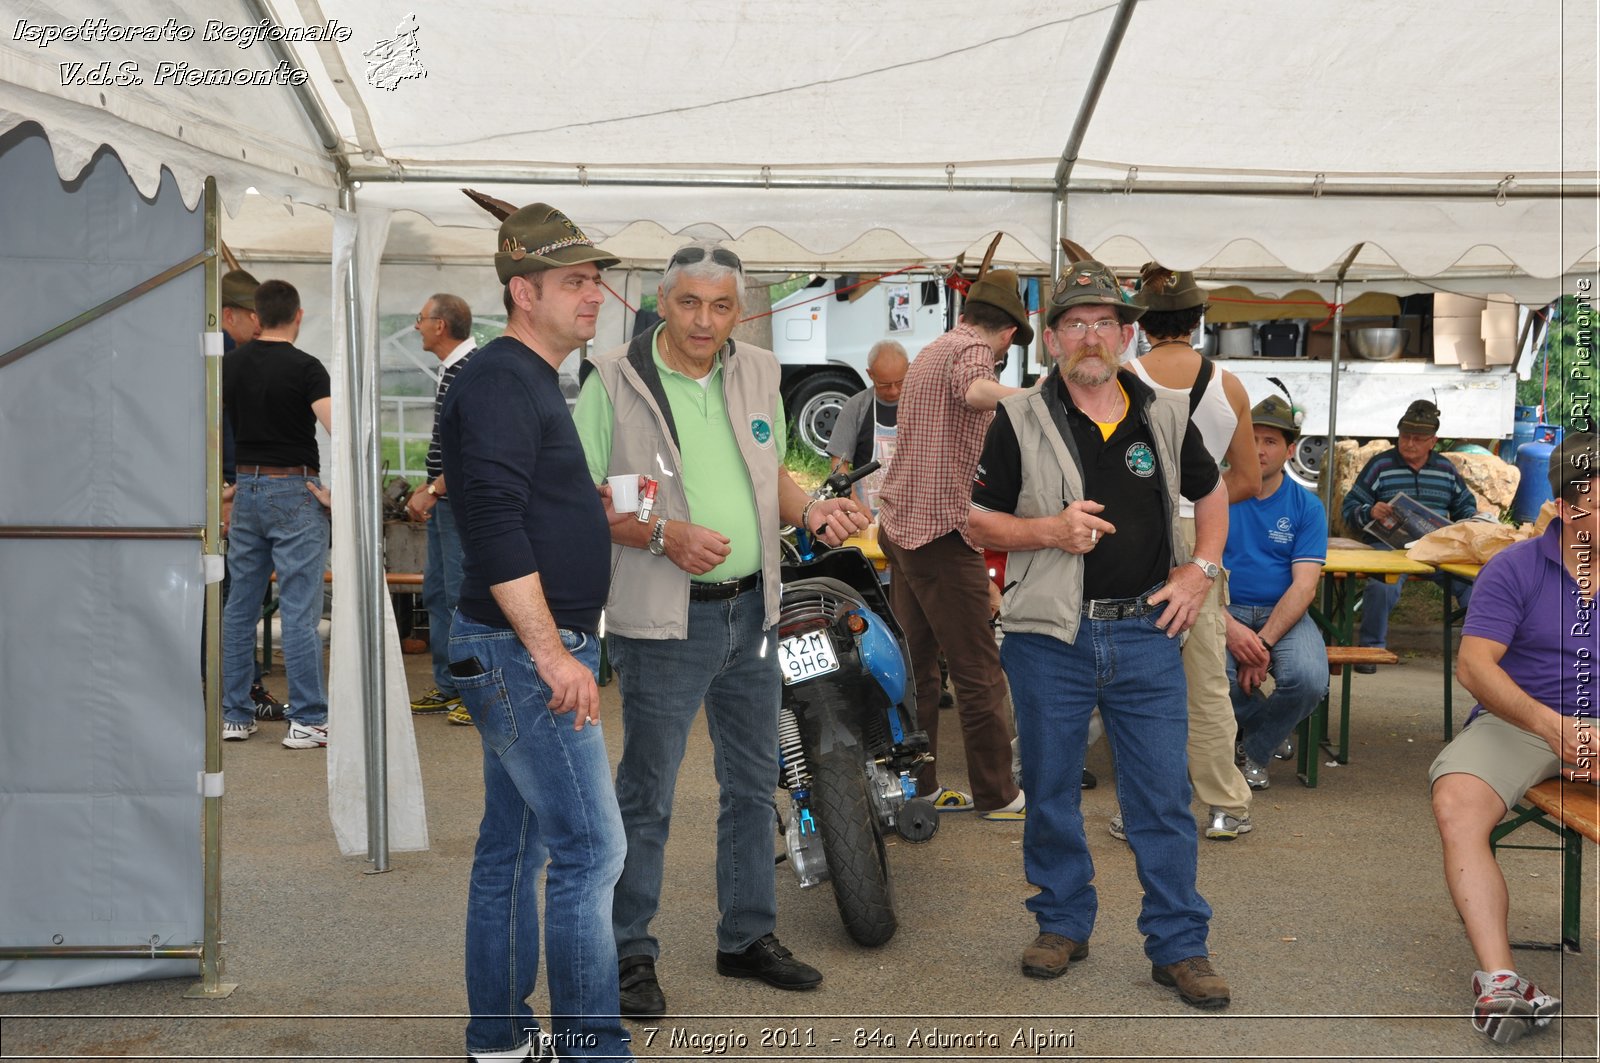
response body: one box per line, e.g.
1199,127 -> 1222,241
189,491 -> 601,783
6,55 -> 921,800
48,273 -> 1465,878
1225,607 -> 1329,765
423,501 -> 466,697
1003,622 -> 1212,965
222,474 -> 329,726
610,586 -> 780,958
450,614 -> 631,1060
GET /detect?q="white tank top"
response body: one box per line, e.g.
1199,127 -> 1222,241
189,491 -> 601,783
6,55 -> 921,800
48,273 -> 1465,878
1128,358 -> 1235,517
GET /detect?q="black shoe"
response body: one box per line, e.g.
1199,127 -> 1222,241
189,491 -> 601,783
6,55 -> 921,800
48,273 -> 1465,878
938,688 -> 955,708
250,682 -> 287,721
1353,663 -> 1377,675
715,934 -> 822,990
617,954 -> 666,1018
1080,768 -> 1097,789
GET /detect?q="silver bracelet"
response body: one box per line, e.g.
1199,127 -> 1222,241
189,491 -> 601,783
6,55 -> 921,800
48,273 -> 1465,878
799,499 -> 821,536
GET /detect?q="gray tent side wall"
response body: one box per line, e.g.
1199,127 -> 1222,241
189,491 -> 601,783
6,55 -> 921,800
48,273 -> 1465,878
0,128 -> 206,990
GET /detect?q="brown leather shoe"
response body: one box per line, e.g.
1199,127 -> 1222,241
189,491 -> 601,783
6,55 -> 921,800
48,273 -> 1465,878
1020,932 -> 1089,979
1152,956 -> 1230,1009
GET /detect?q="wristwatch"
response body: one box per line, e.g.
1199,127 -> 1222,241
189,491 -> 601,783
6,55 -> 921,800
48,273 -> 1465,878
425,483 -> 438,497
647,517 -> 668,556
1189,557 -> 1220,581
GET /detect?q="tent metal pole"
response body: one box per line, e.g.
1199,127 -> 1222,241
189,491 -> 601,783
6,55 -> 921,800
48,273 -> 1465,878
190,175 -> 236,999
0,527 -> 202,540
1054,0 -> 1139,190
346,167 -> 1593,201
0,945 -> 204,961
0,252 -> 211,372
1321,244 -> 1365,515
343,185 -> 391,873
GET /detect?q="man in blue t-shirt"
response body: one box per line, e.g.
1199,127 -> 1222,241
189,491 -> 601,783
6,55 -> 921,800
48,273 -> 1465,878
1223,397 -> 1329,791
1427,433 -> 1598,1046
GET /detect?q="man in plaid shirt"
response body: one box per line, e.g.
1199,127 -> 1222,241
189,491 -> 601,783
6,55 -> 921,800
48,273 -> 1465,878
875,268 -> 1030,819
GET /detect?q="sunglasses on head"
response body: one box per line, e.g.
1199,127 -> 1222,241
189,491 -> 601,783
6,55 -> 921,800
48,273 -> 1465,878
668,245 -> 743,272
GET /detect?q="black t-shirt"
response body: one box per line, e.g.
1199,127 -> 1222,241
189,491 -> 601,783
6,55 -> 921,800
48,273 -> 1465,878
222,339 -> 331,469
972,371 -> 1219,601
440,336 -> 611,635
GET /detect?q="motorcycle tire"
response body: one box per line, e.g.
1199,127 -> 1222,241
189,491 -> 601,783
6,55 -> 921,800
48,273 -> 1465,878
810,745 -> 898,947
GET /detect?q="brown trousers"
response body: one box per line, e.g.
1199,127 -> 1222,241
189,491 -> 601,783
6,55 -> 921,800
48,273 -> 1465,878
881,530 -> 1019,811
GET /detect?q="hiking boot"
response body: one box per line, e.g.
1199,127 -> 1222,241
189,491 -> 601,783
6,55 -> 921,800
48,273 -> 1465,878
980,790 -> 1026,821
1021,932 -> 1088,979
1152,956 -> 1230,1009
618,954 -> 666,1018
1205,807 -> 1252,840
1108,814 -> 1127,842
447,703 -> 474,726
716,934 -> 821,990
282,722 -> 329,749
250,682 -> 287,721
1242,758 -> 1270,790
1471,970 -> 1560,1044
410,688 -> 460,714
222,720 -> 258,741
924,787 -> 974,812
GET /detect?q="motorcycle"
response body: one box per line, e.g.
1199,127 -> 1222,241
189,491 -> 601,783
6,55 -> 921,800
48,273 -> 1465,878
775,461 -> 937,947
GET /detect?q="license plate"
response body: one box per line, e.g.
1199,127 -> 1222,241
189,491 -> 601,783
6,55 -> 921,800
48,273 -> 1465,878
779,630 -> 840,685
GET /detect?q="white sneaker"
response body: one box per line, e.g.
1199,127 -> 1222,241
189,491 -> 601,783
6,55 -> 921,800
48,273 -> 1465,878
470,1034 -> 538,1061
924,787 -> 975,812
282,722 -> 329,749
222,721 -> 257,741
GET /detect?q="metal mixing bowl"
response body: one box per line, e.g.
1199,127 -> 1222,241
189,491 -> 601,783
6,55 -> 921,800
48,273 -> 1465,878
1348,327 -> 1407,360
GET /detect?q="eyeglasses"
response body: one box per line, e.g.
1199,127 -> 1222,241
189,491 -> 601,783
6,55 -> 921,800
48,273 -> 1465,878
1054,320 -> 1123,339
415,314 -> 441,324
668,245 -> 743,272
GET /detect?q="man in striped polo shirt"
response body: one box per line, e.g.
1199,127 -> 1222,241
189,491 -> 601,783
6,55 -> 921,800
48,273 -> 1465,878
406,294 -> 477,720
1341,399 -> 1479,665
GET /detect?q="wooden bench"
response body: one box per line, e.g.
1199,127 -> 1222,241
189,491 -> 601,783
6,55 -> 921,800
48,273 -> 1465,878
1295,646 -> 1401,787
259,571 -> 424,672
1490,779 -> 1600,952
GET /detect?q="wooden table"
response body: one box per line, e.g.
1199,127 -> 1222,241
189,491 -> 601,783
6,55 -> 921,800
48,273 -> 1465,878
1298,549 -> 1438,785
1437,561 -> 1482,741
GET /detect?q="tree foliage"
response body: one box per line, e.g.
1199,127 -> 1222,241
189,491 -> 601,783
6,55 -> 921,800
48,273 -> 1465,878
1518,294 -> 1596,431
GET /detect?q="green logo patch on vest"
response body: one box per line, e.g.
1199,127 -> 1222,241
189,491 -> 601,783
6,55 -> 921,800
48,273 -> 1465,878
750,415 -> 774,448
1125,442 -> 1156,477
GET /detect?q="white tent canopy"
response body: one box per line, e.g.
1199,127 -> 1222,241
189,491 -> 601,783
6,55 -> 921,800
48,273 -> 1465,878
2,0 -> 1594,283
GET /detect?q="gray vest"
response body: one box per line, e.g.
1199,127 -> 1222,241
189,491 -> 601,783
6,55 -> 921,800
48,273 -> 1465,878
590,329 -> 784,638
997,374 -> 1191,644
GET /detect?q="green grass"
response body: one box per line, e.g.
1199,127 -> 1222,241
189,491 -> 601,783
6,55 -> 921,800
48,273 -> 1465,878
381,438 -> 431,480
783,419 -> 831,490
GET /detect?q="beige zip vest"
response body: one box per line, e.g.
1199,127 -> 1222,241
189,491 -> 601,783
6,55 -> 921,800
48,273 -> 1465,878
997,375 -> 1192,645
590,329 -> 784,638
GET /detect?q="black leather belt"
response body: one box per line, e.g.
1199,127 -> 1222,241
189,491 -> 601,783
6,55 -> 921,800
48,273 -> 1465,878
689,572 -> 761,601
1082,594 -> 1158,621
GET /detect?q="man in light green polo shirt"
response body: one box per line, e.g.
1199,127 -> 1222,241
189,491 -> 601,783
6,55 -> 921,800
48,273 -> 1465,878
573,242 -> 868,1019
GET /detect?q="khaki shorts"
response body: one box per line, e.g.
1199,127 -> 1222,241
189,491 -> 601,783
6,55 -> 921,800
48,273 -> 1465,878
1428,712 -> 1560,813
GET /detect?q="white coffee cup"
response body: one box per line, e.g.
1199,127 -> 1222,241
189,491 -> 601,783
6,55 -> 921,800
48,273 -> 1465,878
608,474 -> 641,513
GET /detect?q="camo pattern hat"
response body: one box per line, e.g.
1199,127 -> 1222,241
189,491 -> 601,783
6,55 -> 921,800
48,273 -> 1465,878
1043,260 -> 1144,330
494,203 -> 619,284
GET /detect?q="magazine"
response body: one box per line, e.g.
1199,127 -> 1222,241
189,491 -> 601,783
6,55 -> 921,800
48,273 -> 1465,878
1363,491 -> 1452,550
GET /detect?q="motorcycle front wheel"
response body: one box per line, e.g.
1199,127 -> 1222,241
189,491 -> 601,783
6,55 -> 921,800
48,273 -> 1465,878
810,745 -> 898,946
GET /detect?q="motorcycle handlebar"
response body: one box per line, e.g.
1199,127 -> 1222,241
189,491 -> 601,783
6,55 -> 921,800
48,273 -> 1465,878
820,460 -> 880,499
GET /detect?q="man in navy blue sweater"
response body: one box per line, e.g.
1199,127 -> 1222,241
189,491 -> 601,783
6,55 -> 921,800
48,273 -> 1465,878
438,203 -> 633,1062
1341,399 -> 1479,664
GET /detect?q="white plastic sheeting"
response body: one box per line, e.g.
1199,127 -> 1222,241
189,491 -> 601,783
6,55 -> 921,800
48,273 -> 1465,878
0,129 -> 205,990
326,205 -> 428,857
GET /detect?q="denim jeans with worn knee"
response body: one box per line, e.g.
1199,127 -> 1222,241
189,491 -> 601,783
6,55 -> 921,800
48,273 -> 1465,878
451,615 -> 631,1061
423,501 -> 466,698
1358,571 -> 1471,648
1004,620 -> 1212,965
1226,607 -> 1328,765
222,473 -> 328,726
610,586 -> 780,959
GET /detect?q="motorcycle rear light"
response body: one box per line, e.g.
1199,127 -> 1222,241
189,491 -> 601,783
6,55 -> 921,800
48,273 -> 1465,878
845,613 -> 867,635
